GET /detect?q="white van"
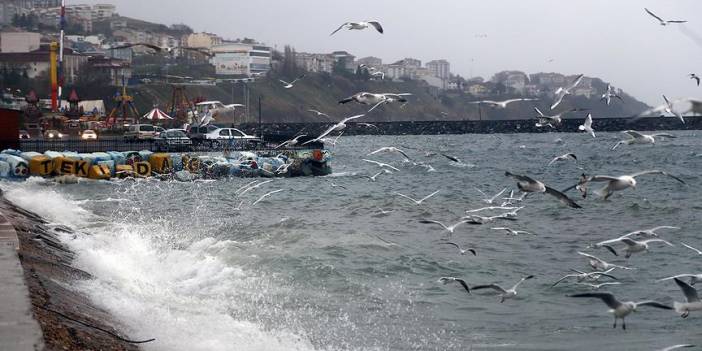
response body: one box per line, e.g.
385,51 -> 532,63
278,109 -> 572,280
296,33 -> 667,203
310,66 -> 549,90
123,124 -> 157,140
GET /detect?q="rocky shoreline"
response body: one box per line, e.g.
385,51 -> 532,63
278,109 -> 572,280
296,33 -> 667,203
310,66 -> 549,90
0,191 -> 143,351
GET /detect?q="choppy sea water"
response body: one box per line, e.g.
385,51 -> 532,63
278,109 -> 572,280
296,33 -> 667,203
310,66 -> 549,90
3,131 -> 702,351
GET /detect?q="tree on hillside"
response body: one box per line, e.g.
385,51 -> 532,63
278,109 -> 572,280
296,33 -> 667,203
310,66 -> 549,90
281,45 -> 299,77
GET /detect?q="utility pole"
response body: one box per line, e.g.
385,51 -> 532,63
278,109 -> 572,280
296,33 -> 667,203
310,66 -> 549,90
258,95 -> 263,140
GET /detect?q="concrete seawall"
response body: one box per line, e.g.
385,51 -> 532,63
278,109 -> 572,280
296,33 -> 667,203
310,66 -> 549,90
239,116 -> 702,137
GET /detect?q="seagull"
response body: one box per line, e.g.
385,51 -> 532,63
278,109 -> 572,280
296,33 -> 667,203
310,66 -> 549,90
395,190 -> 440,205
330,20 -> 384,36
463,214 -> 517,225
276,134 -> 307,149
302,114 -> 365,145
547,153 -> 577,166
474,187 -> 508,204
251,189 -> 284,206
307,109 -> 332,119
367,147 -> 411,161
235,179 -> 260,194
110,43 -> 216,57
491,227 -> 533,236
362,159 -> 400,172
658,274 -> 702,286
498,206 -> 525,219
690,74 -> 701,86
438,277 -> 471,294
237,180 -> 274,197
441,242 -> 477,256
469,98 -> 538,109
329,182 -> 347,190
466,205 -> 519,213
369,71 -> 385,80
420,219 -> 471,235
358,123 -> 380,130
644,8 -> 687,26
569,292 -> 672,329
681,242 -> 702,255
625,226 -> 680,239
471,275 -> 534,303
320,132 -> 344,147
441,153 -> 461,163
552,268 -> 618,287
534,107 -> 586,128
376,207 -> 394,215
279,74 -> 305,89
361,170 -> 388,182
578,114 -> 596,138
659,345 -> 696,351
577,282 -> 623,290
611,130 -> 677,150
600,84 -> 623,106
504,171 -> 582,208
573,170 -> 685,200
367,93 -> 414,112
577,252 -> 633,271
632,95 -> 685,124
551,74 -> 584,110
619,238 -> 674,258
670,278 -> 702,318
338,92 -> 412,112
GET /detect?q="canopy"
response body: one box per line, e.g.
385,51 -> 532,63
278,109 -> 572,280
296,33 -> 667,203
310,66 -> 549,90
143,108 -> 173,120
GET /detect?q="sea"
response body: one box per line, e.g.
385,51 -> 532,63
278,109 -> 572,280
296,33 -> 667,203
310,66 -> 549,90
2,131 -> 701,351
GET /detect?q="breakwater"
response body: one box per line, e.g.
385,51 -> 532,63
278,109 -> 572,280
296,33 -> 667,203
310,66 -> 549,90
239,116 -> 702,137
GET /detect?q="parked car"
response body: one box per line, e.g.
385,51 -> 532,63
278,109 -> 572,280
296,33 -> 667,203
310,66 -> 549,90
80,129 -> 98,140
187,124 -> 219,140
154,129 -> 192,151
203,128 -> 260,147
43,129 -> 64,139
124,124 -> 157,140
19,130 -> 30,139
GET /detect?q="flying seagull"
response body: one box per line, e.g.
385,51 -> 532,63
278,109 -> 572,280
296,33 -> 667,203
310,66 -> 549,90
471,275 -> 534,303
670,278 -> 702,318
395,190 -> 440,205
577,252 -> 633,271
534,107 -> 586,128
632,95 -> 685,124
251,189 -> 284,206
367,147 -> 411,161
569,292 -> 672,329
681,242 -> 702,255
690,74 -> 701,86
551,74 -> 584,110
570,170 -> 685,200
438,277 -> 471,294
618,238 -> 674,258
658,345 -> 696,351
600,84 -> 623,105
330,21 -> 384,36
276,134 -> 307,149
441,153 -> 461,163
474,187 -> 508,204
658,274 -> 702,286
307,109 -> 332,119
279,74 -> 305,89
441,242 -> 477,256
644,8 -> 687,26
469,98 -> 538,109
338,92 -> 412,112
552,268 -> 618,287
420,219 -> 471,235
110,43 -> 218,57
491,227 -> 533,236
362,159 -> 400,172
578,114 -> 596,138
504,171 -> 582,208
466,205 -> 519,213
547,153 -> 577,166
611,130 -> 677,150
361,171 -> 386,182
577,282 -> 623,290
302,114 -> 365,145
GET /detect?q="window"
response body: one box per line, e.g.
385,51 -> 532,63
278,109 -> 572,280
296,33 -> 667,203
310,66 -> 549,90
219,129 -> 230,136
139,125 -> 155,132
231,129 -> 245,137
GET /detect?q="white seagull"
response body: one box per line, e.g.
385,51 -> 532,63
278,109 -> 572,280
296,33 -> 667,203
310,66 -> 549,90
276,134 -> 307,149
505,171 -> 582,208
279,74 -> 305,89
569,292 -> 672,329
547,153 -> 577,166
578,113 -> 596,138
367,147 -> 411,161
441,242 -> 477,256
419,219 -> 471,235
394,190 -> 440,205
330,21 -> 384,36
670,278 -> 702,318
659,345 -> 696,351
307,109 -> 332,119
632,95 -> 685,124
681,242 -> 702,255
469,98 -> 538,109
237,179 -> 274,197
659,274 -> 702,286
577,252 -> 633,271
574,170 -> 685,200
251,189 -> 284,206
338,92 -> 412,112
362,159 -> 400,172
611,130 -> 677,150
466,205 -> 519,213
438,277 -> 471,294
471,275 -> 534,303
644,8 -> 687,26
552,268 -> 618,287
302,114 -> 365,145
619,238 -> 674,258
600,84 -> 622,105
463,214 -> 516,225
361,170 -> 388,182
534,107 -> 585,128
551,74 -> 584,110
474,187 -> 508,204
491,227 -> 533,236
577,282 -> 623,290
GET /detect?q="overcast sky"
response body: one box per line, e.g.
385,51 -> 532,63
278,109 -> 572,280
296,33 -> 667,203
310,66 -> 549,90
84,0 -> 701,105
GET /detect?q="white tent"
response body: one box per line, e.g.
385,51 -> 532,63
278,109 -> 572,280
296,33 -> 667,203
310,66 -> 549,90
143,108 -> 174,120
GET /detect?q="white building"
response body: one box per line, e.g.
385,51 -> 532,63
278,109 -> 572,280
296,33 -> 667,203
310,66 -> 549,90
212,42 -> 271,76
91,4 -> 115,21
295,52 -> 334,74
0,32 -> 41,53
356,56 -> 382,67
426,59 -> 450,79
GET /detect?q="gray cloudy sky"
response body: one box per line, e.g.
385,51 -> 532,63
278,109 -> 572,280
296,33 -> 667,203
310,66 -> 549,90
85,0 -> 701,105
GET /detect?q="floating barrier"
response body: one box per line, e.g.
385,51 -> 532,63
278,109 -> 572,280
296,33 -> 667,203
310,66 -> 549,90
0,148 -> 332,182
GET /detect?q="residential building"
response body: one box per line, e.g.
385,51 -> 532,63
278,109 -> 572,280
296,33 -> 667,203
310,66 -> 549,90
109,18 -> 127,30
426,59 -> 450,79
533,72 -> 566,87
467,83 -> 489,97
1,32 -> 41,53
0,45 -> 87,83
183,32 -> 223,49
91,4 -> 116,21
331,51 -> 356,72
212,42 -> 271,76
87,56 -> 131,86
65,35 -> 102,46
295,52 -> 334,74
401,57 -> 421,68
356,56 -> 382,68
